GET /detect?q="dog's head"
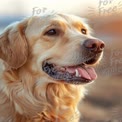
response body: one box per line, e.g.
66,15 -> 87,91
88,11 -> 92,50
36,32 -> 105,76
0,13 -> 105,85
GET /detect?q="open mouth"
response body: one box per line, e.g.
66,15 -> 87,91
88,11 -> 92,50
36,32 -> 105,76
42,57 -> 98,85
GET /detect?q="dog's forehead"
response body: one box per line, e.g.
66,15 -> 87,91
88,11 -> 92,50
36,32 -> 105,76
41,13 -> 87,26
26,13 -> 84,28
27,12 -> 88,29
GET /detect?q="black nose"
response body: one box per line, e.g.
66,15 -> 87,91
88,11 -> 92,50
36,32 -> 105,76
83,39 -> 105,53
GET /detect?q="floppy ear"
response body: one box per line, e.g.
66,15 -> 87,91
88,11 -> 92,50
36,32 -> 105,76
0,20 -> 28,69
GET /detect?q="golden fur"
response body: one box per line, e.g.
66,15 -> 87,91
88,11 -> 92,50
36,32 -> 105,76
0,12 -> 101,122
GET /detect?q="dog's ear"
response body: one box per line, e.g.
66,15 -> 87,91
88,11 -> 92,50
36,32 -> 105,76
0,20 -> 28,69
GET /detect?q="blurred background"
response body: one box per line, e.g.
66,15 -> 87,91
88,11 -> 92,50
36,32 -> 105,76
0,0 -> 122,121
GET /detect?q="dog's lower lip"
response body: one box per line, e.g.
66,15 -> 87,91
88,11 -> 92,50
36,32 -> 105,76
84,54 -> 101,65
42,61 -> 97,85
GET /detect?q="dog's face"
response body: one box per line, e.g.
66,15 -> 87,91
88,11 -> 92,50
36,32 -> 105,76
0,13 -> 105,85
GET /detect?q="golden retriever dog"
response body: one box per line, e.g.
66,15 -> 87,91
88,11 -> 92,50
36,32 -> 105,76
0,12 -> 105,122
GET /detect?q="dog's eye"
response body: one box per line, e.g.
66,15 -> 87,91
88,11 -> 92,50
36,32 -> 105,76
81,28 -> 87,34
45,29 -> 57,36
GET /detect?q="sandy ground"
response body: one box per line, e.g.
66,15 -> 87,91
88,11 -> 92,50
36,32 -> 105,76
79,76 -> 122,122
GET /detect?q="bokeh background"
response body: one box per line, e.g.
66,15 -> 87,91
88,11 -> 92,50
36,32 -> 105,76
0,0 -> 122,121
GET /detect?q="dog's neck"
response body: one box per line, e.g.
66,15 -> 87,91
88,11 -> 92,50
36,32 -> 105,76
3,68 -> 85,122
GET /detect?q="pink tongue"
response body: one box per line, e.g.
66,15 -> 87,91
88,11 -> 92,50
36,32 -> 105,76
85,67 -> 97,80
78,67 -> 97,80
66,66 -> 97,80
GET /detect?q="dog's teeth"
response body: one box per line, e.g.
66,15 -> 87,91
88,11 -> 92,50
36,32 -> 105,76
60,67 -> 66,71
75,69 -> 79,77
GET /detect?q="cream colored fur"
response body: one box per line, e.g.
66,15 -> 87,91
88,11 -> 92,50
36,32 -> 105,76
0,12 -> 98,122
